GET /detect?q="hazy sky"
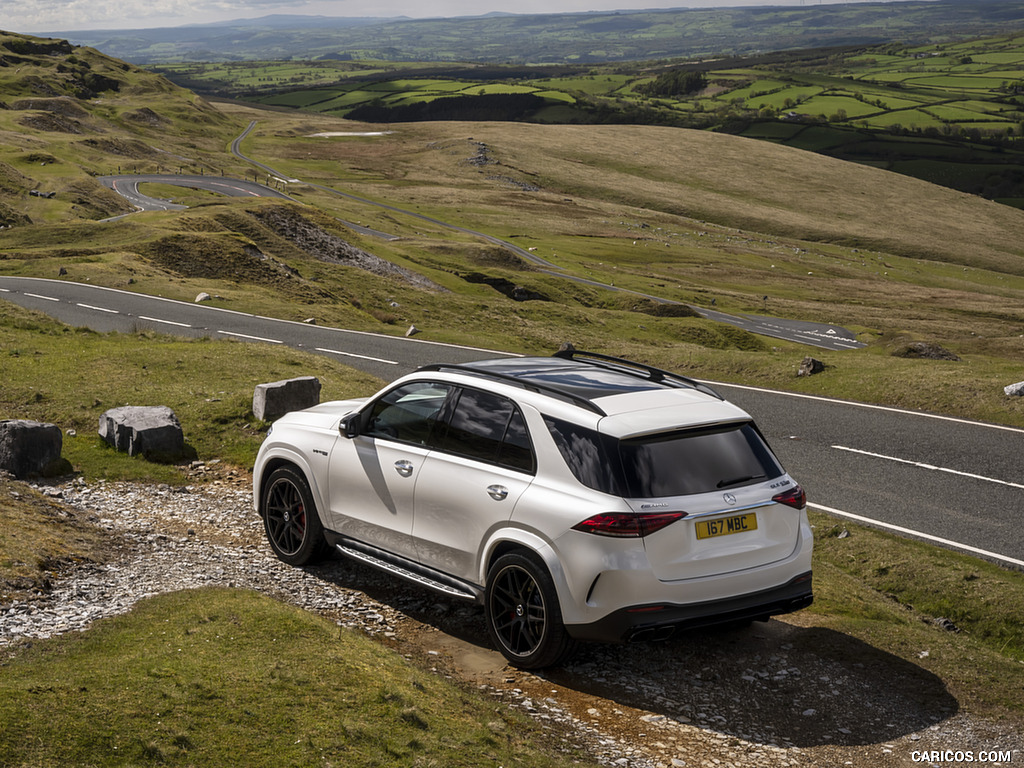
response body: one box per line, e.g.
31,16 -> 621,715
3,0 -> 910,35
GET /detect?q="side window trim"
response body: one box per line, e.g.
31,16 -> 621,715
436,386 -> 536,475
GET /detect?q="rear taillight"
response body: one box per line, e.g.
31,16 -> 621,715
572,511 -> 687,538
772,484 -> 806,510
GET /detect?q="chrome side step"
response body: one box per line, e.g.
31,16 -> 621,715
335,543 -> 480,602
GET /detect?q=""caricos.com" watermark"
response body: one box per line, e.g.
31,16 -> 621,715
911,751 -> 1014,764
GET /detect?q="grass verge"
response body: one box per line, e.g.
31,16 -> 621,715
0,587 -> 594,768
0,301 -> 382,482
806,510 -> 1024,720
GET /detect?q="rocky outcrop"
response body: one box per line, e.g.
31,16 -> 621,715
891,342 -> 960,361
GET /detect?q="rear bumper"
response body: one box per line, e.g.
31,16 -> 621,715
564,571 -> 813,643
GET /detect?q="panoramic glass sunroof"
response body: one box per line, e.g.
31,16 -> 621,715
464,357 -> 670,398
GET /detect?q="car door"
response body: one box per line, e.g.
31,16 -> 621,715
412,387 -> 536,583
327,380 -> 453,561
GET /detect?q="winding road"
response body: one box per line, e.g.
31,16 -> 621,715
1,275 -> 1021,571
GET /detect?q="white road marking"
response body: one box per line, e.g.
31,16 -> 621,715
24,292 -> 59,302
708,380 -> 1024,436
0,287 -> 9,292
139,315 -> 192,328
316,347 -> 399,365
76,303 -> 119,314
218,330 -> 282,343
832,445 -> 1024,490
809,501 -> 1024,569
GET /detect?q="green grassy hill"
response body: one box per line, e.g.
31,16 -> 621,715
0,31 -> 245,226
53,0 -> 1024,65
4,29 -> 1024,429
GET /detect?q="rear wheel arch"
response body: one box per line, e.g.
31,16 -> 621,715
484,548 -> 577,669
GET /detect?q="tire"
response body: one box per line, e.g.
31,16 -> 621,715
261,465 -> 327,566
485,551 -> 577,669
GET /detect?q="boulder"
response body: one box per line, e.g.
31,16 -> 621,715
797,357 -> 826,377
253,376 -> 321,422
0,419 -> 63,479
99,406 -> 184,459
1005,381 -> 1024,397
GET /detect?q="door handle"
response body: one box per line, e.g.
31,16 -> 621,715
394,460 -> 414,477
487,484 -> 509,501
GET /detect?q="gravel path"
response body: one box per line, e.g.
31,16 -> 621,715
2,473 -> 1021,768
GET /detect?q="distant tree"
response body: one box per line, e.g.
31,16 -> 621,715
634,69 -> 707,98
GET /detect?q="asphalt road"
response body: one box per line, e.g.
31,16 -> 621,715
2,275 -> 1021,568
98,173 -> 292,212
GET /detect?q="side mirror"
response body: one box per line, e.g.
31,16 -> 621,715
339,412 -> 361,439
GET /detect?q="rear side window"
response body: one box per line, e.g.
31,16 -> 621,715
619,423 -> 784,497
438,388 -> 536,473
544,417 -> 623,496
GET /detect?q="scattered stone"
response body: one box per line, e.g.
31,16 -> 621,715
303,317 -> 316,324
797,357 -> 825,377
0,419 -> 64,479
195,292 -> 212,303
405,324 -> 420,337
98,405 -> 184,460
252,376 -> 321,422
1004,381 -> 1024,397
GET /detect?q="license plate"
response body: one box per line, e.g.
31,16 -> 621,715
695,512 -> 758,540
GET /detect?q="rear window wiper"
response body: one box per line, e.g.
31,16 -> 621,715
716,474 -> 765,489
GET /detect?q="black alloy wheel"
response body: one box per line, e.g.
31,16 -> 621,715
262,465 -> 326,566
485,551 -> 576,669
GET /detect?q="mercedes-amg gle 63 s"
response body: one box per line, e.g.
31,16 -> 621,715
253,348 -> 812,668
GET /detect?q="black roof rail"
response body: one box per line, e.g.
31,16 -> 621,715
416,363 -> 607,415
552,346 -> 724,400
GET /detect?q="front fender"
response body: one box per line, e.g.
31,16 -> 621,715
253,442 -> 330,523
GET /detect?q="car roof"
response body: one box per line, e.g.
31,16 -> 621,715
417,350 -> 750,433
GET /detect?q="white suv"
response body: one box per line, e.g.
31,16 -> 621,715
253,348 -> 813,668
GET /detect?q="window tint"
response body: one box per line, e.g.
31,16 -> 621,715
619,423 -> 784,498
440,389 -> 535,473
364,381 -> 451,446
544,417 -> 623,495
545,418 -> 784,498
499,409 -> 534,473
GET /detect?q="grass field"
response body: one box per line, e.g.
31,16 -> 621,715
150,29 -> 1024,203
0,586 -> 596,768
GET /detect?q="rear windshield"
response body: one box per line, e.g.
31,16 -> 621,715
545,417 -> 784,498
